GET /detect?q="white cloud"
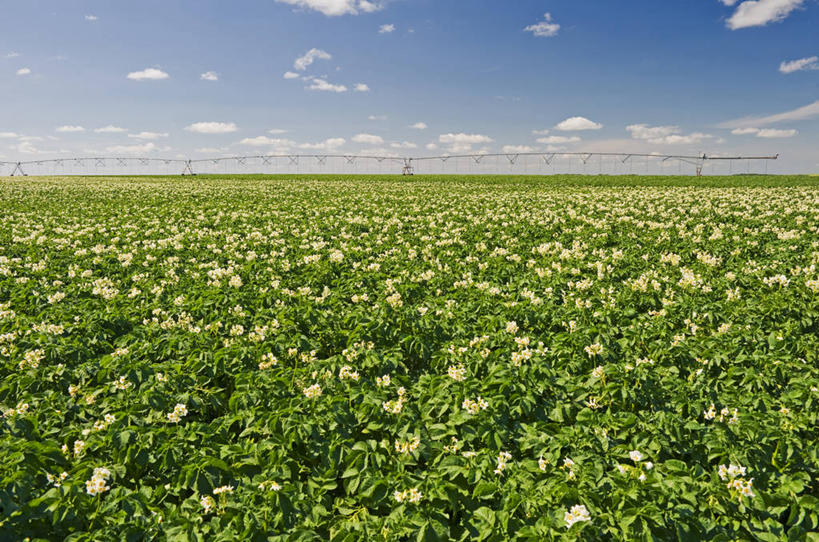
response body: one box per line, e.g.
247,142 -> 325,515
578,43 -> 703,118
439,133 -> 493,144
239,136 -> 296,147
94,125 -> 127,133
425,143 -> 438,151
391,141 -> 417,149
294,48 -> 332,71
185,122 -> 238,134
0,132 -> 19,138
731,127 -> 762,135
299,138 -> 346,150
55,125 -> 85,133
195,147 -> 229,154
283,71 -> 301,79
554,116 -> 603,131
307,78 -> 347,92
536,135 -> 581,144
734,127 -> 798,138
503,145 -> 535,153
16,67 -> 31,76
200,71 -> 219,81
5,52 -> 20,58
410,122 -> 427,130
105,142 -> 162,155
718,100 -> 819,128
368,115 -> 387,121
524,13 -> 560,38
85,14 -> 98,21
725,0 -> 804,30
276,0 -> 381,16
756,128 -> 798,138
779,56 -> 819,73
128,131 -> 169,140
379,24 -> 395,33
127,68 -> 169,81
268,128 -> 288,134
352,133 -> 384,144
627,124 -> 712,145
354,83 -> 370,92
532,129 -> 550,135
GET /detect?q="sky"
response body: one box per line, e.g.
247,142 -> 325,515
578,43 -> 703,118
1,0 -> 818,173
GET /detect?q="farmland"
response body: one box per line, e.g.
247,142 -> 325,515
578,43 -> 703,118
1,175 -> 819,540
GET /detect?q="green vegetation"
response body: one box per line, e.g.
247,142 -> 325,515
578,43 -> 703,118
1,176 -> 818,540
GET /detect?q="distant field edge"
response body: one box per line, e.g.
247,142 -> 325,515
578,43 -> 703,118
1,173 -> 819,188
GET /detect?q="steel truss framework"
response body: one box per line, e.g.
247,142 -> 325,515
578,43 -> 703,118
0,152 -> 779,177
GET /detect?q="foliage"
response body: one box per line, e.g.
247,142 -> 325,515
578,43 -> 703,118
1,175 -> 818,540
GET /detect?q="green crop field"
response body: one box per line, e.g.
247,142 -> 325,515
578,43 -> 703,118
1,175 -> 819,541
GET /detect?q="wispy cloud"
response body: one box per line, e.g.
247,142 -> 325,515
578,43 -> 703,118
379,23 -> 395,33
718,100 -> 819,128
779,56 -> 819,73
94,125 -> 127,133
294,48 -> 331,71
200,71 -> 219,81
524,13 -> 560,37
307,78 -> 347,92
55,125 -> 85,133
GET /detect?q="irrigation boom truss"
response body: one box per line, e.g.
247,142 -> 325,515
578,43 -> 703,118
0,151 -> 779,177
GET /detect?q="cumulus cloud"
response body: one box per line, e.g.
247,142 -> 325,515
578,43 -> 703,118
352,133 -> 384,144
731,127 -> 797,137
185,122 -> 238,134
16,67 -> 31,76
94,125 -> 127,133
779,56 -> 819,73
554,116 -> 603,131
724,0 -> 804,30
532,129 -> 550,135
128,131 -> 169,140
627,124 -> 712,145
294,48 -> 332,71
55,125 -> 85,133
307,78 -> 347,92
299,138 -> 346,150
410,122 -> 427,130
379,24 -> 395,33
283,71 -> 301,79
354,83 -> 370,92
0,132 -> 19,138
524,13 -> 560,37
275,0 -> 381,16
536,135 -> 581,144
200,71 -> 219,81
718,100 -> 819,128
439,133 -> 493,144
127,68 -> 169,81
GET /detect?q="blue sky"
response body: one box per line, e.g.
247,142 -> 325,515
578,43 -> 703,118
1,0 -> 818,172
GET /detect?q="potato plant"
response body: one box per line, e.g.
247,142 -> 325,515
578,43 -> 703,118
1,175 -> 818,541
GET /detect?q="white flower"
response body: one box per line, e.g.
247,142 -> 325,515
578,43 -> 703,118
629,450 -> 643,462
564,504 -> 591,528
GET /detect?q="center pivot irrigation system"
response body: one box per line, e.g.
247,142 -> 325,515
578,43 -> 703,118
0,151 -> 779,177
